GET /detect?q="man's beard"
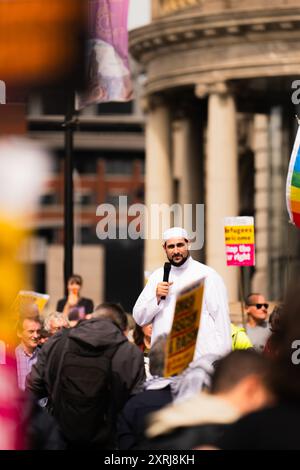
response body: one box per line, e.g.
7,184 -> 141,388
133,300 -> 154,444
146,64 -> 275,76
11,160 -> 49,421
168,253 -> 189,267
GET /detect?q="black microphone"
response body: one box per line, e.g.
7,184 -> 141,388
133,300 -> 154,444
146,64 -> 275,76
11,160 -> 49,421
161,262 -> 171,300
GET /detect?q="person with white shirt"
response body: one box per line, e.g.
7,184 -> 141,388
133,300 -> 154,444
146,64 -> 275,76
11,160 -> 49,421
133,227 -> 232,360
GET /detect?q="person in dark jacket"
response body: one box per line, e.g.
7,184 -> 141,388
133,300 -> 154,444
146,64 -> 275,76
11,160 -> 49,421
26,304 -> 145,448
117,335 -> 172,450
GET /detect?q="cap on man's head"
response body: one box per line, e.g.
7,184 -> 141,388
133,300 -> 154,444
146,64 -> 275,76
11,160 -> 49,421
163,227 -> 189,242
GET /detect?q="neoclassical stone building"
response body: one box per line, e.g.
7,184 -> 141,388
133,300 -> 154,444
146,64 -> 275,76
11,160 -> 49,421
130,0 -> 300,301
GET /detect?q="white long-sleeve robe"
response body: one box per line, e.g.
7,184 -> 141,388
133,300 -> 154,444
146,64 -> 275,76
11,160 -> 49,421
133,257 -> 232,359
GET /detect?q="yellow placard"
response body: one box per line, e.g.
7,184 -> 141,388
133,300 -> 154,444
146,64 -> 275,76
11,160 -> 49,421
11,290 -> 49,316
224,225 -> 255,244
164,278 -> 205,377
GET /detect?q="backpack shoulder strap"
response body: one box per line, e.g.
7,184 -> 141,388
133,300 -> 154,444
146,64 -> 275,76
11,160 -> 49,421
104,343 -> 119,360
48,328 -> 71,402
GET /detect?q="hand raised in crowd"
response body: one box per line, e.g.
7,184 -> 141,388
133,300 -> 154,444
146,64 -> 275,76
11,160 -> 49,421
67,292 -> 79,307
156,282 -> 173,303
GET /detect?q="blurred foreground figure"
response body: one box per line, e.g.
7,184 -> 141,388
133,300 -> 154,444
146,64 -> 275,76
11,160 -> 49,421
0,137 -> 50,449
0,363 -> 24,449
117,335 -> 173,449
263,304 -> 283,357
219,284 -> 300,449
27,303 -> 145,449
118,335 -> 216,450
144,350 -> 274,449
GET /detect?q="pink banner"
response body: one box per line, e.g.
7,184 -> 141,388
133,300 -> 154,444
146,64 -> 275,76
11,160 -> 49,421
78,0 -> 133,108
225,244 -> 255,266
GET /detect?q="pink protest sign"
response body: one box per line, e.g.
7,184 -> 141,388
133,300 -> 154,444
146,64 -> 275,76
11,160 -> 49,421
224,217 -> 255,267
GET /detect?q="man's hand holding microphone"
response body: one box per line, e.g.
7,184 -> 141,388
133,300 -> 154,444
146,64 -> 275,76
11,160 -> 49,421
156,262 -> 172,303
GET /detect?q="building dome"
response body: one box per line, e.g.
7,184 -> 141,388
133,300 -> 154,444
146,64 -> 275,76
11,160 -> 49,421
131,0 -> 300,95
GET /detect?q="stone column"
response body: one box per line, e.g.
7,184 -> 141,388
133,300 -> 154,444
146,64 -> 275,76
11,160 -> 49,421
206,83 -> 239,301
144,95 -> 173,274
251,114 -> 269,296
173,112 -> 202,261
268,107 -> 284,299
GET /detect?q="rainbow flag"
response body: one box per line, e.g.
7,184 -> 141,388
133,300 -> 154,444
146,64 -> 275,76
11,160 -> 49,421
286,121 -> 300,227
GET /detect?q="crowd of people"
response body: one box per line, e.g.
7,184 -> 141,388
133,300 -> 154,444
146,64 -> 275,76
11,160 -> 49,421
1,226 -> 300,450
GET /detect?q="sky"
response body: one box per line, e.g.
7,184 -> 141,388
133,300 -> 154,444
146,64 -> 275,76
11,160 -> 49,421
128,0 -> 151,31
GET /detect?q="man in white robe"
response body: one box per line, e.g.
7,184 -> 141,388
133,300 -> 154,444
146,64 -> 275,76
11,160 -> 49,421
133,227 -> 232,359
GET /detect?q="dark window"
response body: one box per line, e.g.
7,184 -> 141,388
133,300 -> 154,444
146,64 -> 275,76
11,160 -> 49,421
39,193 -> 59,205
77,193 -> 95,206
74,156 -> 97,174
105,194 -> 122,207
80,226 -> 99,244
97,101 -> 133,115
36,228 -> 56,244
105,239 -> 143,312
42,90 -> 68,115
34,263 -> 46,294
105,160 -> 132,175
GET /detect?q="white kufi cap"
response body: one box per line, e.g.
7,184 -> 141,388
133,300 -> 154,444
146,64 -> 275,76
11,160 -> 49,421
163,227 -> 189,242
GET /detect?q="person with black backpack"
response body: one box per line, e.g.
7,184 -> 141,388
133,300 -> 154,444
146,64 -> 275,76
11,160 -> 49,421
26,303 -> 146,449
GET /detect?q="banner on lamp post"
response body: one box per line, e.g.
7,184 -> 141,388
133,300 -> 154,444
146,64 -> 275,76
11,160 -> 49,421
77,0 -> 133,108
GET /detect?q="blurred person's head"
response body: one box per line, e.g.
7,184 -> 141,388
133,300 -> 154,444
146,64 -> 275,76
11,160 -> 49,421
44,311 -> 68,335
19,301 -> 39,319
38,328 -> 51,345
125,313 -> 136,342
245,293 -> 269,326
269,304 -> 283,332
210,350 -> 275,415
68,308 -> 81,327
67,274 -> 82,295
133,323 -> 152,347
149,335 -> 167,377
143,323 -> 152,339
270,282 -> 300,402
93,302 -> 128,333
17,315 -> 42,355
264,305 -> 285,358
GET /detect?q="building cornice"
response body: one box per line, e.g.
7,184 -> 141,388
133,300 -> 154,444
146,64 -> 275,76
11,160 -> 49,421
130,6 -> 300,95
131,10 -> 300,61
152,0 -> 300,19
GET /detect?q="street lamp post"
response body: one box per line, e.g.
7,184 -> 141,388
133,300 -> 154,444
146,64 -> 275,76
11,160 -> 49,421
63,91 -> 76,291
